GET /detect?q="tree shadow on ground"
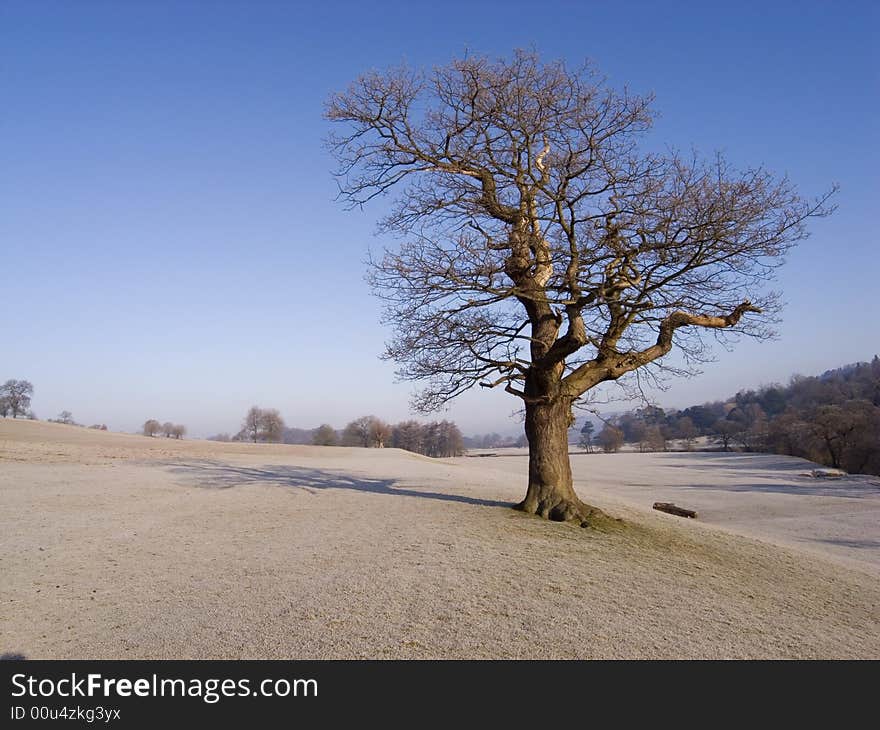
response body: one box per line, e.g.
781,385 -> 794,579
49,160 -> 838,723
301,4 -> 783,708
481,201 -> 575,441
0,653 -> 27,660
167,460 -> 511,509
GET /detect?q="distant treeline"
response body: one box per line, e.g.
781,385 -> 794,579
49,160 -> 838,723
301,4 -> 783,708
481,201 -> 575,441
592,357 -> 880,476
209,412 -> 465,458
462,432 -> 527,449
142,419 -> 187,439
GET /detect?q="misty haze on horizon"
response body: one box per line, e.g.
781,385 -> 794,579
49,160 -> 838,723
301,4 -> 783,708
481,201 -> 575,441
7,357 -> 877,441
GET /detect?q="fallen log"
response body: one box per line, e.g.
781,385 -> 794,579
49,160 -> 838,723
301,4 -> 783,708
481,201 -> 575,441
653,502 -> 697,519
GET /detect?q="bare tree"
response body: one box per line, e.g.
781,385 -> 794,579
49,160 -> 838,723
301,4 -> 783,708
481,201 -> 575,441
259,409 -> 285,443
578,421 -> 595,452
241,406 -> 263,443
342,415 -> 375,447
632,421 -> 649,452
57,410 -> 75,425
392,419 -> 424,453
328,51 -> 834,524
239,406 -> 285,443
644,425 -> 667,452
712,419 -> 743,452
676,416 -> 697,450
729,402 -> 768,451
369,417 -> 392,448
143,419 -> 161,437
171,424 -> 186,439
1,380 -> 34,418
162,421 -> 175,438
434,420 -> 465,457
597,425 -> 624,453
807,401 -> 873,470
313,424 -> 339,446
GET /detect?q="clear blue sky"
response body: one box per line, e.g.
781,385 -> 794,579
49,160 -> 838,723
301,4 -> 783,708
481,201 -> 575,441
2,1 -> 877,437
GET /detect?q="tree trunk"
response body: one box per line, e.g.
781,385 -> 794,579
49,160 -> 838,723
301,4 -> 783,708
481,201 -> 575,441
824,437 -> 841,469
515,397 -> 604,526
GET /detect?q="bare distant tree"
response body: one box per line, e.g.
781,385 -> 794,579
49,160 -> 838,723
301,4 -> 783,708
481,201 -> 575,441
312,424 -> 338,446
369,417 -> 392,448
328,51 -> 834,524
387,418 -> 466,456
161,421 -> 175,438
644,425 -> 667,452
713,419 -> 744,452
171,424 -> 186,439
766,411 -> 807,456
728,402 -> 768,451
630,422 -> 648,452
0,397 -> 9,418
1,380 -> 34,418
578,421 -> 595,452
807,401 -> 874,470
433,420 -> 465,457
392,420 -> 424,453
143,419 -> 161,437
598,425 -> 625,453
342,415 -> 375,447
676,416 -> 697,450
259,409 -> 285,443
57,411 -> 75,425
241,406 -> 263,443
238,406 -> 285,443
423,422 -> 441,454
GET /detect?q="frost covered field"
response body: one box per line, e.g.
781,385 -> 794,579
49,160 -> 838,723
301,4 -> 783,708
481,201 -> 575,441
2,419 -> 878,659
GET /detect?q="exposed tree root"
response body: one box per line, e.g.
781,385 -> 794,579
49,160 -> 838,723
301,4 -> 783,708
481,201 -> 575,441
514,495 -> 611,528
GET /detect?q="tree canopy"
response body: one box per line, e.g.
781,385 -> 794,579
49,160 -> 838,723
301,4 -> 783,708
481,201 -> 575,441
328,51 -> 834,413
1,379 -> 34,418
